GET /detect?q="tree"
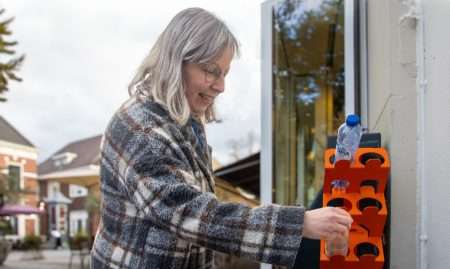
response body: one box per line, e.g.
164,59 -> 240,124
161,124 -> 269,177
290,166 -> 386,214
227,131 -> 259,161
227,139 -> 241,161
0,8 -> 25,102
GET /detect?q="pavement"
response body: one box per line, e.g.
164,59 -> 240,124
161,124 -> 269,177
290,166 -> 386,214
0,249 -> 90,269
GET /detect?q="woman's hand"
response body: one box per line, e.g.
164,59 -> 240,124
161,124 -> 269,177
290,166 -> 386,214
302,207 -> 353,240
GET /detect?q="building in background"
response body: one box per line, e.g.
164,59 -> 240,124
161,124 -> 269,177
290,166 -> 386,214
261,1 -> 449,269
214,152 -> 260,199
0,116 -> 40,242
38,135 -> 101,240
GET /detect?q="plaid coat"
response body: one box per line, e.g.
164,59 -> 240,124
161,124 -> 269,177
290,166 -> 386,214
91,94 -> 305,269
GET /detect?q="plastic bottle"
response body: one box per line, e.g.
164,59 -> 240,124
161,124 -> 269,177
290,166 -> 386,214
335,114 -> 362,163
325,231 -> 349,257
332,114 -> 362,191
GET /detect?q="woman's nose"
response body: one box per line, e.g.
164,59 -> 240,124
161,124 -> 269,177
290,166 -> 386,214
211,77 -> 225,93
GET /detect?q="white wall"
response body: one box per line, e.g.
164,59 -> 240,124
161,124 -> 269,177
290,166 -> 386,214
369,0 -> 450,268
423,0 -> 450,268
367,1 -> 418,268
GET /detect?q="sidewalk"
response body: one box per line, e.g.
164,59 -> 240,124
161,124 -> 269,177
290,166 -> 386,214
0,249 -> 89,269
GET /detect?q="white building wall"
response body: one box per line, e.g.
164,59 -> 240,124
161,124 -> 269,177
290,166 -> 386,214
369,0 -> 450,268
423,0 -> 450,268
367,1 -> 418,269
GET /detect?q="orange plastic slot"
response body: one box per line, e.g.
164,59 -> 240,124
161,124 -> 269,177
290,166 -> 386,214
323,186 -> 387,236
323,148 -> 390,194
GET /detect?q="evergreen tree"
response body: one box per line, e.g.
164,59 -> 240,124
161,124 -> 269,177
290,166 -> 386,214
0,8 -> 25,102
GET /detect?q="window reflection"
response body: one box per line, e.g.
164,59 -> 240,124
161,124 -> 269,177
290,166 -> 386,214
272,0 -> 345,206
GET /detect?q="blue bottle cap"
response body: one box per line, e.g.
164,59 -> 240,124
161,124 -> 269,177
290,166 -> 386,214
346,114 -> 360,127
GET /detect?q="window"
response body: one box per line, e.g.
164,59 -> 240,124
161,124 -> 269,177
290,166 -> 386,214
8,165 -> 21,192
70,211 -> 88,236
1,216 -> 19,235
69,184 -> 88,198
48,182 -> 60,198
51,152 -> 77,167
50,205 -> 56,227
268,0 -> 357,206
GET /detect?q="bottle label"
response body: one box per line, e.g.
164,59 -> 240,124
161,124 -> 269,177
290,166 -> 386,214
336,145 -> 351,160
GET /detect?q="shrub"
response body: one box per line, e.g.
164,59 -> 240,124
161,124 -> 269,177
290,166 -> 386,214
71,232 -> 90,250
0,219 -> 13,235
22,235 -> 42,251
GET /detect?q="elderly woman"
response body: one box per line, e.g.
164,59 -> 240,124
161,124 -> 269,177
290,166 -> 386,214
90,7 -> 352,269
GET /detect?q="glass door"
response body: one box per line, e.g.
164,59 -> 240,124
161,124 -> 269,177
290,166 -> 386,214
262,0 -> 359,208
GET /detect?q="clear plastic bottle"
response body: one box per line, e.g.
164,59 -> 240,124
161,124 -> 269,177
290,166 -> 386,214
335,114 -> 362,163
325,231 -> 349,257
332,114 -> 362,191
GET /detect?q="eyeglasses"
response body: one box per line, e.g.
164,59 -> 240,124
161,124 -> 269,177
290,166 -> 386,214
198,62 -> 224,84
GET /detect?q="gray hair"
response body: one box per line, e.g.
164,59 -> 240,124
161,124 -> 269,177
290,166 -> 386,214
129,7 -> 240,125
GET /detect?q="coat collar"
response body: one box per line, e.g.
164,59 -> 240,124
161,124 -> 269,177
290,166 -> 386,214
181,117 -> 216,193
137,95 -> 215,192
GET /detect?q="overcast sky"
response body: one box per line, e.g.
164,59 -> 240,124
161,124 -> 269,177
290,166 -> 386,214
0,0 -> 264,166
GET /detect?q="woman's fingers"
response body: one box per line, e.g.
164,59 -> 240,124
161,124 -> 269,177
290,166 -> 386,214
333,222 -> 350,235
334,207 -> 353,220
331,207 -> 353,227
303,207 -> 353,240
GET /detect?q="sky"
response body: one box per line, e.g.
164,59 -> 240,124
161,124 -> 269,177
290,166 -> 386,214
0,0 -> 264,166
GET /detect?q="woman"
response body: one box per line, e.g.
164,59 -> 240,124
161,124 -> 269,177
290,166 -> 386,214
91,8 -> 352,269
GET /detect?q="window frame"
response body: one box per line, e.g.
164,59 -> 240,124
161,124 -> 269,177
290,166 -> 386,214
261,0 -> 364,205
7,163 -> 23,192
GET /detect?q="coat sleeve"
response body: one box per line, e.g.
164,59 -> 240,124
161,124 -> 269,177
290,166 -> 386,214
103,121 -> 305,268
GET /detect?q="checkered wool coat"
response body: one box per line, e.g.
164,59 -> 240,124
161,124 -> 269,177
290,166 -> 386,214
90,94 -> 305,269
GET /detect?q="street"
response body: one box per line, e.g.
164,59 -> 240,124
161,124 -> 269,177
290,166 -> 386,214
1,249 -> 89,269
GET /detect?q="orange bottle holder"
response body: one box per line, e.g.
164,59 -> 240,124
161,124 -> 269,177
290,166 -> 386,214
320,224 -> 385,269
320,147 -> 390,269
